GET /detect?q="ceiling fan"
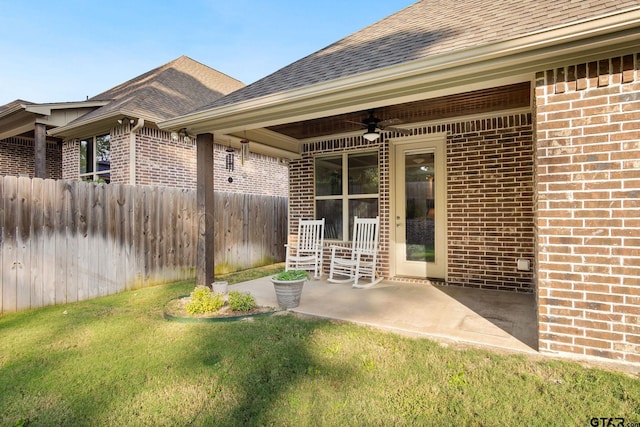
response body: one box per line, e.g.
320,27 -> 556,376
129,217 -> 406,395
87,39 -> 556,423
347,109 -> 412,141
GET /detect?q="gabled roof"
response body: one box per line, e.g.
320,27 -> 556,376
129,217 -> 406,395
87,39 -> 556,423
197,0 -> 640,112
160,1 -> 640,159
50,56 -> 244,137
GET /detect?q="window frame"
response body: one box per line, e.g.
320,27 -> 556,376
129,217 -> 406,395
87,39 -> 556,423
79,133 -> 111,183
315,150 -> 379,242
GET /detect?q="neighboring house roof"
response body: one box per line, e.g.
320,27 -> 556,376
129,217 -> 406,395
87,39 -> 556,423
50,55 -> 244,138
198,0 -> 640,111
0,99 -> 108,141
0,99 -> 33,115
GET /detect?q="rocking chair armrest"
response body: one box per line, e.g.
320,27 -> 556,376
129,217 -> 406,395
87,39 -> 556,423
329,245 -> 342,255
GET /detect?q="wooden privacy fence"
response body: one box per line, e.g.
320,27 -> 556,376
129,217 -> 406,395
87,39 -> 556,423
0,176 -> 287,314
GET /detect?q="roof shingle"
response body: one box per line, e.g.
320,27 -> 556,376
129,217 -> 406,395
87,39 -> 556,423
200,0 -> 640,111
80,55 -> 244,123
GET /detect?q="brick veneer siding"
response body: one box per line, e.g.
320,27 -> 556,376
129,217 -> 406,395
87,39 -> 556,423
213,142 -> 288,196
0,137 -> 62,179
62,139 -> 80,180
62,125 -> 288,196
294,113 -> 535,290
536,53 -> 640,364
445,114 -> 535,292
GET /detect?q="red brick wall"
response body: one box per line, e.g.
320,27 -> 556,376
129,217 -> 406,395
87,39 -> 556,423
445,114 -> 535,292
62,125 -> 288,196
213,142 -> 288,196
62,139 -> 79,180
294,114 -> 534,288
130,127 -> 196,189
536,53 -> 640,364
0,137 -> 62,179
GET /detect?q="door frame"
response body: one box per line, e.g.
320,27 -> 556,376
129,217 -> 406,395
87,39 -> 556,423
389,133 -> 447,279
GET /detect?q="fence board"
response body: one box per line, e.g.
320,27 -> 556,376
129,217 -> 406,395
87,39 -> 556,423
65,180 -> 78,304
30,178 -> 44,308
16,176 -> 31,311
42,179 -> 56,306
0,177 -> 287,313
54,180 -> 67,304
2,176 -> 17,312
133,185 -> 146,289
76,181 -> 90,301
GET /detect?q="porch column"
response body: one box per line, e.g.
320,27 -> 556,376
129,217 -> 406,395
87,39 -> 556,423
34,123 -> 47,178
196,132 -> 215,287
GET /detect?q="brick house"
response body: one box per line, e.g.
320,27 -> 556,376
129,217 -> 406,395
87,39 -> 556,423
162,2 -> 640,366
0,56 -> 288,196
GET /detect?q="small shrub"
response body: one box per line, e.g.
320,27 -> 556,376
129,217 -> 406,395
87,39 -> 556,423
228,291 -> 257,312
273,270 -> 309,281
185,286 -> 224,315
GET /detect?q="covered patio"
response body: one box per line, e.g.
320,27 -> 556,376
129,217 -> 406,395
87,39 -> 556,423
233,277 -> 538,354
160,2 -> 640,365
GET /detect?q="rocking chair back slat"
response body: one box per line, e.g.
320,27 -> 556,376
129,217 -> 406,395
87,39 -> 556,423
328,216 -> 383,288
285,218 -> 325,278
352,217 -> 379,257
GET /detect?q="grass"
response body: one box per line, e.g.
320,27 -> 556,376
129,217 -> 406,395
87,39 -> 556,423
1,266 -> 639,426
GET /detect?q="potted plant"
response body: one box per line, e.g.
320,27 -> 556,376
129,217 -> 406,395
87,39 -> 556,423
271,269 -> 309,309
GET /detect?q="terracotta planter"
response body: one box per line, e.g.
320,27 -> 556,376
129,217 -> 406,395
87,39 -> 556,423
271,278 -> 306,309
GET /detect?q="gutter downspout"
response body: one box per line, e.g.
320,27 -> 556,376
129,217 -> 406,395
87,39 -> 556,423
129,118 -> 144,185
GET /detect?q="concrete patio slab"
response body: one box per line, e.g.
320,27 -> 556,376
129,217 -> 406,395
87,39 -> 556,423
232,276 -> 538,354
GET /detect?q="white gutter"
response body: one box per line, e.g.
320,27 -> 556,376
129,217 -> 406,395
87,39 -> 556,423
129,118 -> 144,185
159,8 -> 640,135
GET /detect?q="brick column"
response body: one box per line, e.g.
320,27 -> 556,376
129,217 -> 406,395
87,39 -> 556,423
535,53 -> 640,364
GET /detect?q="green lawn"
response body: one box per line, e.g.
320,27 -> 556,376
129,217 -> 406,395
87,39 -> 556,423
1,267 -> 639,426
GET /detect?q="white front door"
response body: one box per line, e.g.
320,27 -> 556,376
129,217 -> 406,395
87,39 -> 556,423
392,135 -> 447,279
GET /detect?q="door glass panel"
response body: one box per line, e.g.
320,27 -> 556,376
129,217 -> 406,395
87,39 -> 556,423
405,152 -> 435,262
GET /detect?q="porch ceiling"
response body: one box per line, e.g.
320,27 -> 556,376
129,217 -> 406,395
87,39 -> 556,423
262,82 -> 531,141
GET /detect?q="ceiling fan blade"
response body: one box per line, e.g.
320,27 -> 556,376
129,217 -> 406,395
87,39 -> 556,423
385,126 -> 413,135
378,118 -> 403,127
345,120 -> 366,127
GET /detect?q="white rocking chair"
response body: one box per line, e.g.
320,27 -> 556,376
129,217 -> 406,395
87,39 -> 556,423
328,216 -> 383,288
285,218 -> 325,279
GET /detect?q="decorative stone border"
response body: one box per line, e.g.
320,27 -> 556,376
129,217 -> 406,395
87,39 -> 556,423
163,296 -> 278,323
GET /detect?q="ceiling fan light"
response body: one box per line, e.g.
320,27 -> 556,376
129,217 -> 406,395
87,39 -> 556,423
363,130 -> 380,142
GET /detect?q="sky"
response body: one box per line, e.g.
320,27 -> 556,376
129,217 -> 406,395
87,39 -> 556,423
0,0 -> 416,106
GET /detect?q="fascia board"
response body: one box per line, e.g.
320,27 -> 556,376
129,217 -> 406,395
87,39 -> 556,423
48,110 -> 156,138
24,101 -> 110,115
161,8 -> 640,134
